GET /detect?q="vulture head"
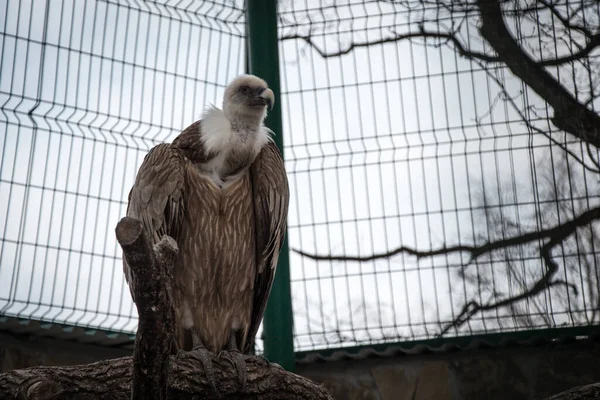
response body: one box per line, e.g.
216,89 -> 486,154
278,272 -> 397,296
223,74 -> 275,122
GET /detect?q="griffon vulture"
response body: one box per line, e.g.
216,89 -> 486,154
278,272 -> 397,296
123,74 -> 289,389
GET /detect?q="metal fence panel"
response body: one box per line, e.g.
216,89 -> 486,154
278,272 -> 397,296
279,0 -> 600,352
0,0 -> 245,333
1,0 -> 599,356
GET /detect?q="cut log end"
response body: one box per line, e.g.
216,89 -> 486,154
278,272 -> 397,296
156,235 -> 179,256
19,378 -> 63,400
115,217 -> 143,246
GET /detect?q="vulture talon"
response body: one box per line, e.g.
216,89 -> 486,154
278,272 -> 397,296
217,350 -> 236,369
189,346 -> 218,396
189,332 -> 219,396
220,350 -> 247,391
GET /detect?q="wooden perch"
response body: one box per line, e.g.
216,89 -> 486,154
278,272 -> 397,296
116,216 -> 177,400
0,216 -> 332,399
544,383 -> 600,399
0,352 -> 333,399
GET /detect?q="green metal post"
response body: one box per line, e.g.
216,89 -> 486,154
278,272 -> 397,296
246,0 -> 295,371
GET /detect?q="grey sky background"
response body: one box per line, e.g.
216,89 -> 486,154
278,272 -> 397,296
1,0 -> 599,352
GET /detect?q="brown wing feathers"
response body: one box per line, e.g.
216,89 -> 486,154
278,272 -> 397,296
245,141 -> 290,352
123,144 -> 186,302
172,121 -> 217,164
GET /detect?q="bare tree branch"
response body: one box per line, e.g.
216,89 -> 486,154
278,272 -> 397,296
281,25 -> 600,66
536,34 -> 600,66
438,239 -> 579,336
477,62 -> 600,173
294,207 -> 600,335
281,28 -> 500,61
536,0 -> 595,38
477,0 -> 600,149
293,207 -> 600,263
282,0 -> 600,148
439,280 -> 575,336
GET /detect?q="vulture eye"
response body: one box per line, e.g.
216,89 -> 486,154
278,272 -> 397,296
240,85 -> 251,95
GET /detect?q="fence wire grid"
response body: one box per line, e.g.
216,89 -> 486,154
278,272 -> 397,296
2,0 -> 600,355
0,0 -> 246,333
279,0 -> 600,351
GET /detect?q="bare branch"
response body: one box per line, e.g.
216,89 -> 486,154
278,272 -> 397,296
438,243 -> 578,336
536,34 -> 600,66
437,181 -> 591,334
282,25 -> 599,66
476,0 -> 600,149
477,62 -> 600,173
280,28 -> 500,61
283,0 -> 600,149
536,0 -> 595,38
586,142 -> 600,171
294,207 -> 600,338
293,207 -> 600,263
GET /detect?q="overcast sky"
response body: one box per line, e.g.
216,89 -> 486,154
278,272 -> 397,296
1,0 -> 598,352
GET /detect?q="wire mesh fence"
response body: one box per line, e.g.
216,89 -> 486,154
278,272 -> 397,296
1,0 -> 599,356
0,0 -> 245,333
279,0 -> 600,351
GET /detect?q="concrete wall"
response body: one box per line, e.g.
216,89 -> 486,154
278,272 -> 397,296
2,331 -> 599,399
0,331 -> 130,372
298,341 -> 600,400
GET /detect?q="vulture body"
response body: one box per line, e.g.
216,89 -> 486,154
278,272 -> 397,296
123,75 -> 289,358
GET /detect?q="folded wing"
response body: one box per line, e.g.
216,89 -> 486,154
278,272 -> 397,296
246,141 -> 290,353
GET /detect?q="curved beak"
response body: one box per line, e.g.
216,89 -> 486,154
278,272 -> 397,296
260,88 -> 275,110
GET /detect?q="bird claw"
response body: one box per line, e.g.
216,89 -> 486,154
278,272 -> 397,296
217,350 -> 236,369
189,346 -> 218,396
218,350 -> 247,391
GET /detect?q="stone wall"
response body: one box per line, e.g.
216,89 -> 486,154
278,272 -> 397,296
2,331 -> 599,399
